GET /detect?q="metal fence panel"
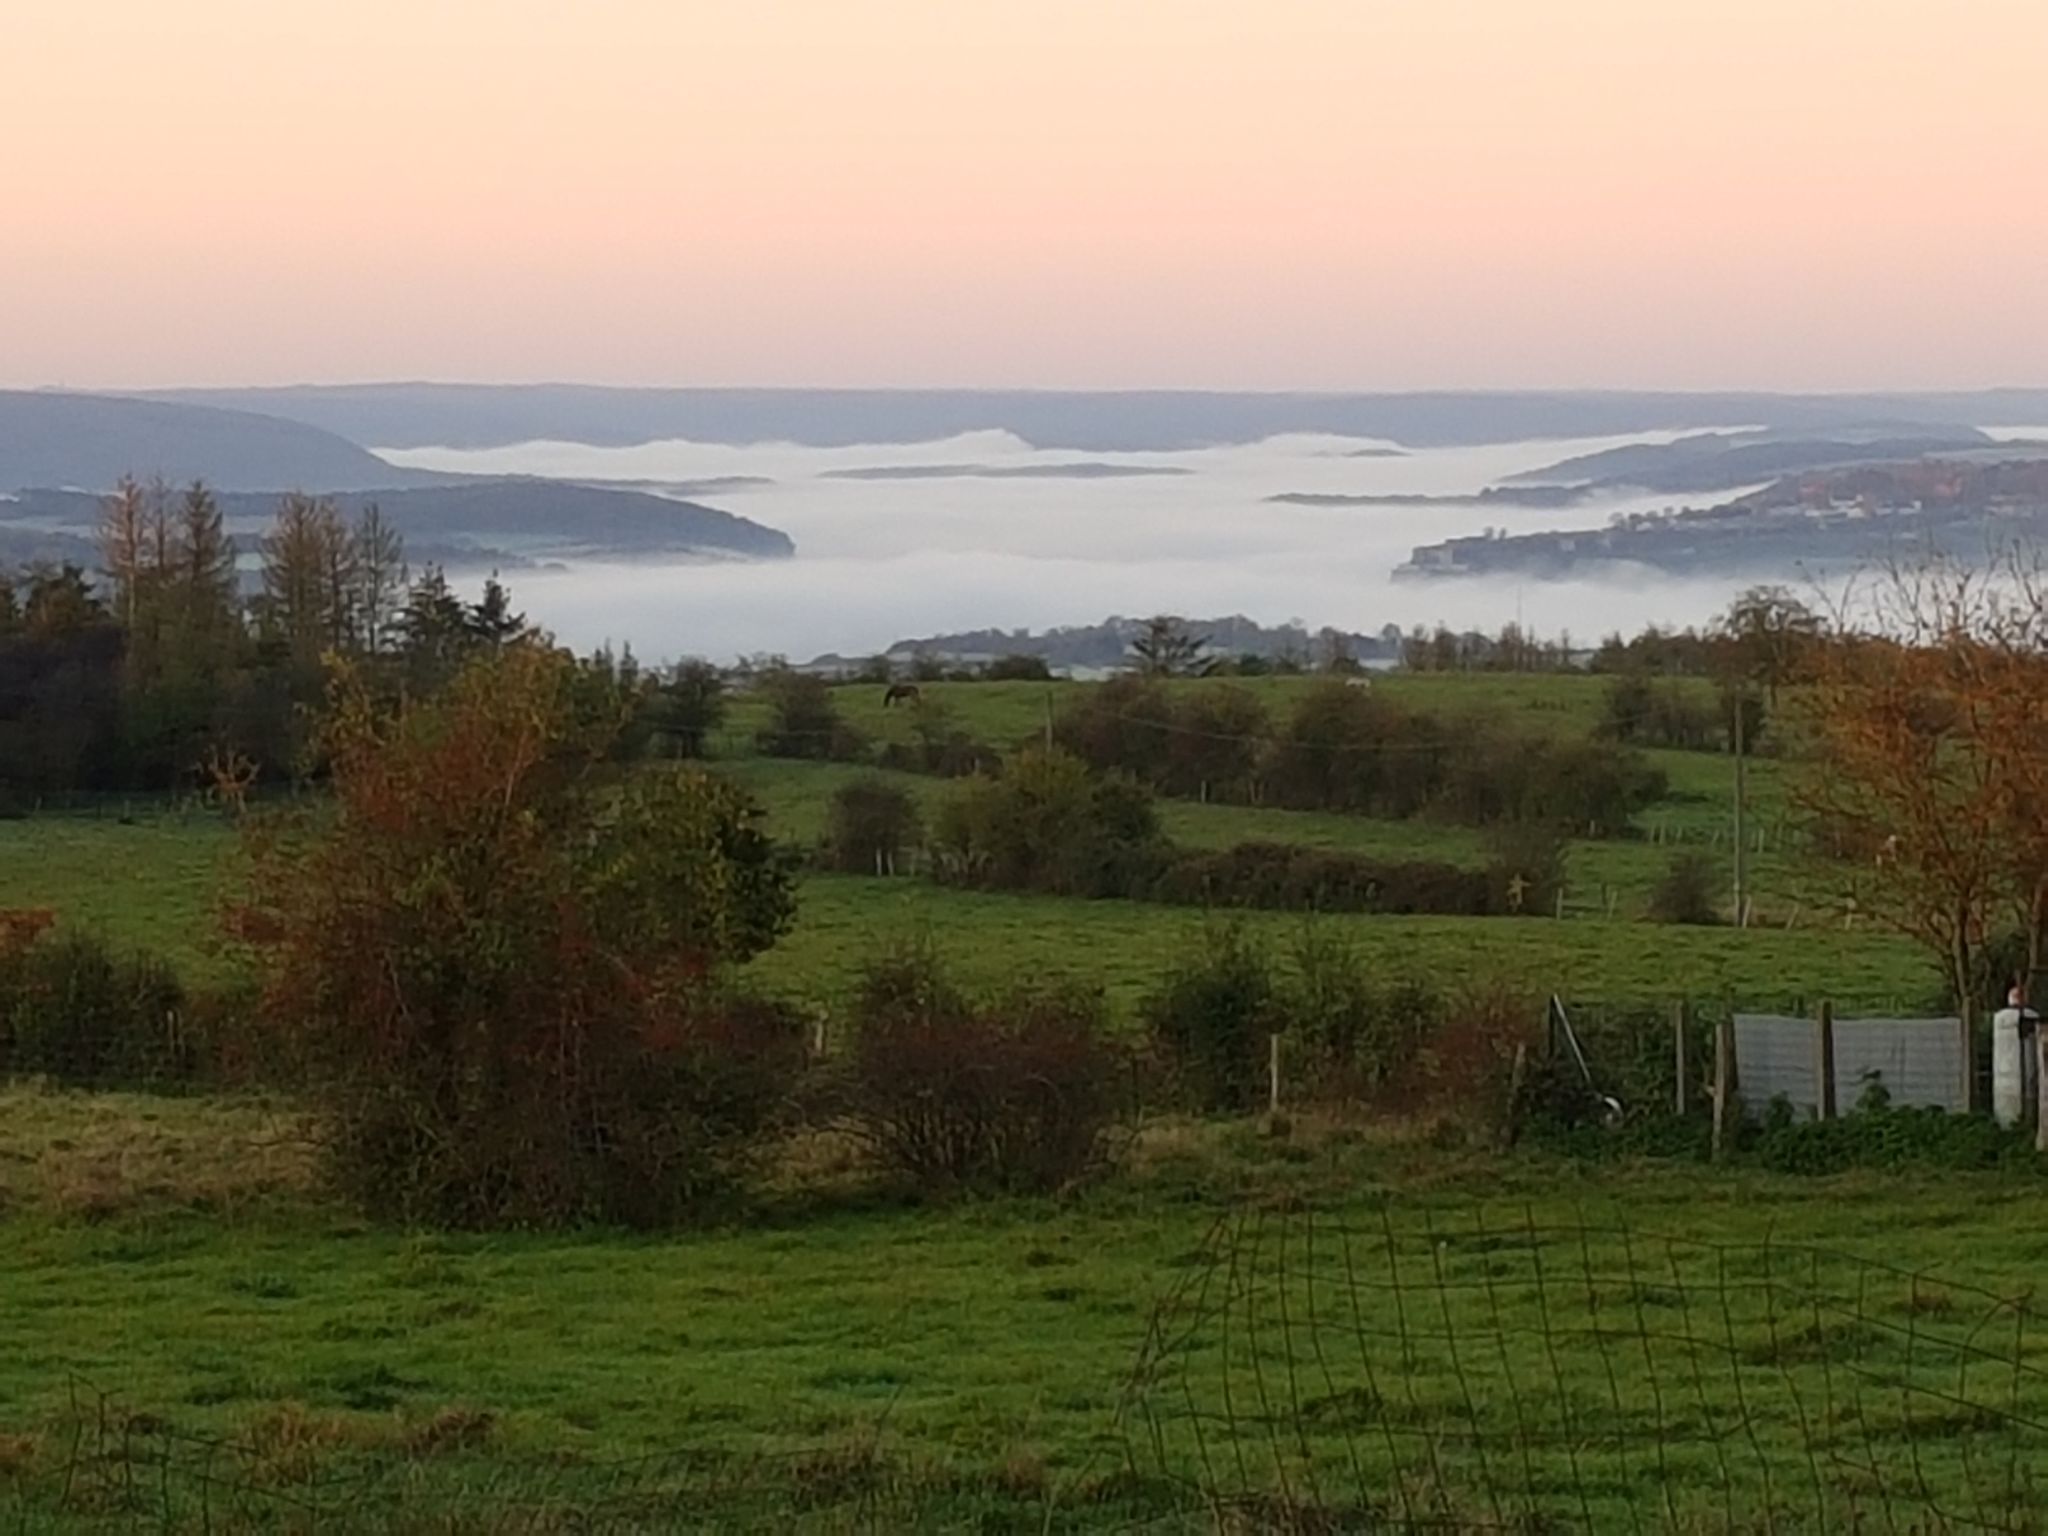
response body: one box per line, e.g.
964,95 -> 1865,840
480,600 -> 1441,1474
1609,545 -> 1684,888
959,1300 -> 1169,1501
1734,1012 -> 1964,1117
1833,1015 -> 1964,1111
1731,1013 -> 1813,1117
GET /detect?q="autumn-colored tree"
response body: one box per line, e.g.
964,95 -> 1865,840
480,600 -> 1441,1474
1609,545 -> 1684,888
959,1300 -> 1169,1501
1797,553 -> 2048,1005
229,641 -> 801,1227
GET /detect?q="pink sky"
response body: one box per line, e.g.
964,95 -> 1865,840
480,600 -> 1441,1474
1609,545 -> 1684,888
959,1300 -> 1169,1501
4,0 -> 2043,392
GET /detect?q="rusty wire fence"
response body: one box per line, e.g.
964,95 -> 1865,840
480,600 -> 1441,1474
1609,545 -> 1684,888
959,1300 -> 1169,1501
12,1208 -> 2048,1532
1117,1205 -> 2048,1532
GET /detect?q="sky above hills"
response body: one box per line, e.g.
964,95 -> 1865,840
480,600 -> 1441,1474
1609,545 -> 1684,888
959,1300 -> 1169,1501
5,0 -> 2043,393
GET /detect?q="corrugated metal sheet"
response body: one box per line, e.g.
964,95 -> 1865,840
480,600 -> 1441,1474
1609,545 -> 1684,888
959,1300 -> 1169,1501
1732,1014 -> 1816,1117
1832,1017 -> 1964,1112
1732,1013 -> 1965,1118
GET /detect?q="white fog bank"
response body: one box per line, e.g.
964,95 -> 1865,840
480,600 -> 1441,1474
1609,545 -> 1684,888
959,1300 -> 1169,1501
381,430 -> 1766,662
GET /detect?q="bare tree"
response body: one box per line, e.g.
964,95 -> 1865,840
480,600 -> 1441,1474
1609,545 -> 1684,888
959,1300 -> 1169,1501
350,503 -> 407,655
1798,550 -> 2048,1004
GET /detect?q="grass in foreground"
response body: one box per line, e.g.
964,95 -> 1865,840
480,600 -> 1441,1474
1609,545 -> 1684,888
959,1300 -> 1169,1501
1,1087 -> 2045,1528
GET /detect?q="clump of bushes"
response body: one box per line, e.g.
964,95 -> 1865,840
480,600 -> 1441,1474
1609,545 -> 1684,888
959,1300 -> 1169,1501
1598,673 -> 1719,750
755,669 -> 868,761
985,653 -> 1053,681
1746,1084 -> 2033,1174
933,753 -> 1564,919
1142,925 -> 1536,1117
1151,842 -> 1496,916
1280,928 -> 1439,1096
932,748 -> 1170,898
645,659 -> 728,758
875,698 -> 1001,778
0,929 -> 194,1088
1141,925 -> 1276,1112
1648,851 -> 1722,925
821,779 -> 923,875
1263,682 -> 1665,834
233,645 -> 805,1229
832,945 -> 1121,1195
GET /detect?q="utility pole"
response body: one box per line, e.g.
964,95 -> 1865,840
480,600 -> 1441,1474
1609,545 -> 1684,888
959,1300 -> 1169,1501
1732,689 -> 1747,926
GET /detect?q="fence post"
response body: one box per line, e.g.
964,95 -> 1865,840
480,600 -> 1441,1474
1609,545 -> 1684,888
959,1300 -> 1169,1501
1815,1001 -> 1836,1121
1673,1002 -> 1689,1116
2035,1026 -> 2048,1155
1501,1041 -> 1529,1148
1268,1032 -> 1282,1118
1959,1000 -> 1977,1115
1712,1015 -> 1733,1161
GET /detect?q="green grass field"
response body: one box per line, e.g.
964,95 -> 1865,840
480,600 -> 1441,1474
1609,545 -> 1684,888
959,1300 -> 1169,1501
1,1089 -> 2044,1527
0,673 -> 2025,1526
0,812 -> 1934,1016
0,672 -> 1917,1013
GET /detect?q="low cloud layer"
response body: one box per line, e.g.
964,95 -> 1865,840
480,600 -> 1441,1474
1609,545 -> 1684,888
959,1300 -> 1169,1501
386,430 -> 1762,663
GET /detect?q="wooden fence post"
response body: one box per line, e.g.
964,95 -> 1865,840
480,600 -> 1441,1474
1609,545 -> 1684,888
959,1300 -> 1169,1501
1502,1041 -> 1529,1148
1673,1002 -> 1689,1116
1815,1000 -> 1836,1121
1712,1015 -> 1733,1161
1958,1001 -> 1977,1115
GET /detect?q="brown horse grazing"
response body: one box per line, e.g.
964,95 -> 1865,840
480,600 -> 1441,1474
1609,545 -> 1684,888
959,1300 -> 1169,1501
882,683 -> 922,707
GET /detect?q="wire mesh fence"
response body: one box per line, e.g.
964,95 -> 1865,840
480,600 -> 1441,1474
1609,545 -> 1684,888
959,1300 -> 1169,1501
1118,1204 -> 2048,1531
13,1202 -> 2048,1531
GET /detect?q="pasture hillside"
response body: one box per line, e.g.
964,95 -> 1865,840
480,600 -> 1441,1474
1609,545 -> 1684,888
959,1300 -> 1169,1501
0,672 -> 1911,1011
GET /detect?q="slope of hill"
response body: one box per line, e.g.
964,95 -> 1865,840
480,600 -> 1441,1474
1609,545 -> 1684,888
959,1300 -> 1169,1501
0,391 -> 443,493
1506,427 -> 2000,492
1400,458 -> 2048,580
139,384 -> 2048,452
0,482 -> 794,564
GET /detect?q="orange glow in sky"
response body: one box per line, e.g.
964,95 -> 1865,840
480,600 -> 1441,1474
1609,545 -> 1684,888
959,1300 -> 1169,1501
3,0 -> 2043,389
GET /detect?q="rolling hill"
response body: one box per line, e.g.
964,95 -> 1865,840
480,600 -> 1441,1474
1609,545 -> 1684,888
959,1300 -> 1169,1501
0,391 -> 443,493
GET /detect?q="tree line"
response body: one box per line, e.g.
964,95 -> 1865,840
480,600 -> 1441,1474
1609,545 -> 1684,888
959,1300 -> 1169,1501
0,477 -> 727,804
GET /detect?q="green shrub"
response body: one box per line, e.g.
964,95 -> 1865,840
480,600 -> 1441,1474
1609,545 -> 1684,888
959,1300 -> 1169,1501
932,748 -> 1169,898
1052,675 -> 1176,783
1275,929 -> 1436,1092
1151,842 -> 1495,915
1598,673 -> 1718,750
1649,852 -> 1722,925
1747,1083 -> 2038,1175
0,931 -> 192,1088
984,653 -> 1053,681
755,669 -> 867,761
237,646 -> 804,1229
1161,686 -> 1270,802
1141,925 -> 1277,1112
821,779 -> 923,875
834,945 -> 1120,1195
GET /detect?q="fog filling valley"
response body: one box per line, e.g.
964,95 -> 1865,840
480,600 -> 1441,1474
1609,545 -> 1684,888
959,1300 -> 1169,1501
381,430 -> 1776,663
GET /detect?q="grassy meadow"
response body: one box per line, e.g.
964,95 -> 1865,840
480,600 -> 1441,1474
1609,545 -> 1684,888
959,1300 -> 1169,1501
2,670 -> 2009,1528
4,1088 -> 2047,1528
